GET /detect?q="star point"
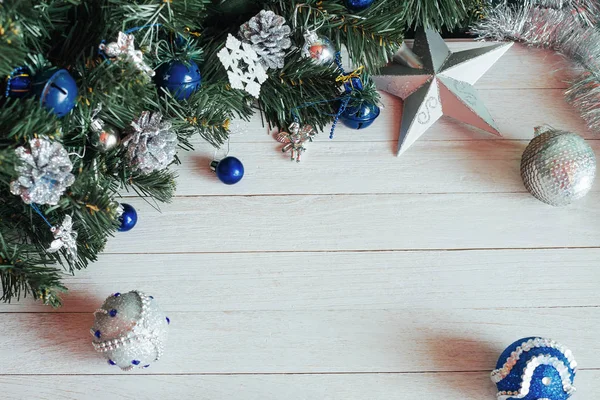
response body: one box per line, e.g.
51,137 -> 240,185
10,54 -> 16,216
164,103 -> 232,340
374,29 -> 513,156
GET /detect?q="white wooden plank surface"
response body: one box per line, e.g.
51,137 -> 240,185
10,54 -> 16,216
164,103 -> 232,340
0,308 -> 598,374
1,249 -> 598,312
165,139 -> 600,196
1,42 -> 598,399
2,371 -> 598,400
103,193 -> 600,253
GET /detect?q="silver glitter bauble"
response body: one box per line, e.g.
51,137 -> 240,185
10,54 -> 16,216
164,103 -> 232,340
301,31 -> 336,65
122,112 -> 178,175
91,291 -> 170,371
9,138 -> 75,205
90,119 -> 120,152
521,126 -> 596,206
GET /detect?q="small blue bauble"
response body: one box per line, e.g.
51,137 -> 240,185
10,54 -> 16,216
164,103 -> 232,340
32,69 -> 78,117
6,67 -> 32,98
210,156 -> 244,185
492,337 -> 577,400
155,60 -> 201,100
340,101 -> 380,130
344,0 -> 375,12
118,203 -> 138,232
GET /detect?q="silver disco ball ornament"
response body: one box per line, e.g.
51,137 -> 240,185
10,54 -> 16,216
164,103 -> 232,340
91,290 -> 170,370
90,119 -> 120,152
301,31 -> 336,65
521,126 -> 596,206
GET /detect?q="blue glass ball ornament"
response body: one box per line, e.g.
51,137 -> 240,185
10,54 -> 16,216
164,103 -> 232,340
344,0 -> 376,12
210,156 -> 244,185
491,337 -> 577,400
118,203 -> 138,232
340,101 -> 380,130
5,66 -> 32,98
32,69 -> 78,117
155,60 -> 202,100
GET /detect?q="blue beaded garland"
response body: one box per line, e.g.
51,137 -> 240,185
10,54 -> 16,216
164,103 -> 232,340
211,156 -> 244,185
118,203 -> 138,232
492,337 -> 577,400
32,69 -> 78,117
155,60 -> 202,100
344,0 -> 375,12
5,67 -> 32,98
340,101 -> 380,130
131,360 -> 141,366
108,359 -> 116,366
94,330 -> 101,339
109,309 -> 118,317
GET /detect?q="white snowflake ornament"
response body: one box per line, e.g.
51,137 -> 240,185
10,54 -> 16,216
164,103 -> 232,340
217,34 -> 268,98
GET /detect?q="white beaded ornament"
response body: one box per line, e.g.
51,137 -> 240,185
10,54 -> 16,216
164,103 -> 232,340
91,291 -> 170,370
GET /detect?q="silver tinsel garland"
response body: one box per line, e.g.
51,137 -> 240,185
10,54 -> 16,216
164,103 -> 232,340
472,0 -> 600,132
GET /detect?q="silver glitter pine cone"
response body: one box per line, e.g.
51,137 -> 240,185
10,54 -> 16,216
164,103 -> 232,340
521,126 -> 596,206
239,10 -> 292,70
91,291 -> 170,370
122,112 -> 178,175
9,138 -> 75,205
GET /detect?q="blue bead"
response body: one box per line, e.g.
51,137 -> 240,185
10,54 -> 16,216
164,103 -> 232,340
344,0 -> 375,12
166,317 -> 170,325
109,309 -> 118,317
94,330 -> 101,338
143,364 -> 150,368
114,292 -> 121,297
493,337 -> 577,400
149,296 -> 154,299
155,60 -> 202,100
118,203 -> 138,232
131,360 -> 141,365
6,67 -> 32,98
32,69 -> 78,117
212,156 -> 244,185
340,101 -> 380,130
108,359 -> 116,366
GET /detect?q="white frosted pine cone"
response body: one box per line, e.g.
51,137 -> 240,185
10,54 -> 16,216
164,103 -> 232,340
239,10 -> 292,70
122,112 -> 178,175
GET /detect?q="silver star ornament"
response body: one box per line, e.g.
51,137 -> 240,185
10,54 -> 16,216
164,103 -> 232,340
374,29 -> 513,156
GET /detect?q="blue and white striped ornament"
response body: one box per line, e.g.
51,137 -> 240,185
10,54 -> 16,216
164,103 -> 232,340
492,337 -> 577,400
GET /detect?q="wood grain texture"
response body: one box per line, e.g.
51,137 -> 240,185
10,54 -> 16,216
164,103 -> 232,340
1,371 -> 598,400
1,41 -> 598,399
0,249 -> 598,313
160,139 -> 600,196
0,308 -> 597,374
103,192 -> 600,253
